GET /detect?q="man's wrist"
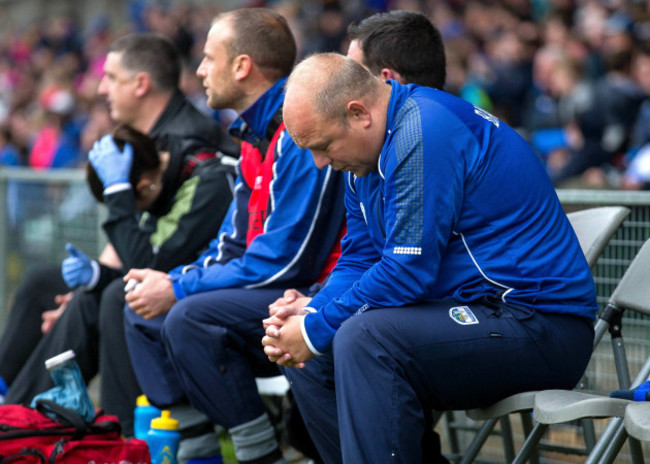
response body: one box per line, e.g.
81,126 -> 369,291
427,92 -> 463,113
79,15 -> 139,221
82,260 -> 101,291
300,313 -> 323,356
302,309 -> 338,354
170,277 -> 187,301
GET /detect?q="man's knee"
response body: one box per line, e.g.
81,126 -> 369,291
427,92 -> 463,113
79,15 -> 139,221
99,279 -> 126,330
15,264 -> 63,299
333,313 -> 379,358
161,298 -> 194,349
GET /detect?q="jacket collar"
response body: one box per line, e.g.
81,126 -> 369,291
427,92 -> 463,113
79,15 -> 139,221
229,76 -> 287,144
149,89 -> 186,139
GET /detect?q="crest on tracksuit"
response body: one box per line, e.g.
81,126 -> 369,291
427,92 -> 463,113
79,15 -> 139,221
449,306 -> 479,325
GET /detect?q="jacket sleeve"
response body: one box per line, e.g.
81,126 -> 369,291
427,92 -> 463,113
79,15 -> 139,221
170,131 -> 337,299
166,172 -> 248,279
303,118 -> 465,353
102,163 -> 235,277
306,174 -> 381,309
91,264 -> 125,293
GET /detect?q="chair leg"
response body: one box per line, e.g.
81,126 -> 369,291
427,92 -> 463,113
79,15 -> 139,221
432,410 -> 444,428
585,417 -> 623,464
519,412 -> 539,464
445,411 -> 461,456
512,423 -> 548,464
596,421 -> 644,464
459,418 -> 498,464
628,437 -> 645,464
500,416 -> 515,463
582,418 -> 597,452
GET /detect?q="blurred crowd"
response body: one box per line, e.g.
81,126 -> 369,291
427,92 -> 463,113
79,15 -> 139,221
2,0 -> 650,190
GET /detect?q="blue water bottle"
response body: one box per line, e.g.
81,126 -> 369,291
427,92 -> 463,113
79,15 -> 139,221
31,350 -> 95,422
134,395 -> 161,440
147,410 -> 180,464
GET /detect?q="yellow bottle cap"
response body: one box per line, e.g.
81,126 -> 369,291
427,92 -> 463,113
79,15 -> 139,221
150,410 -> 179,431
136,395 -> 151,407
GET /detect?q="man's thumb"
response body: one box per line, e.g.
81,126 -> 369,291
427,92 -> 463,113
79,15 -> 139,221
65,243 -> 82,258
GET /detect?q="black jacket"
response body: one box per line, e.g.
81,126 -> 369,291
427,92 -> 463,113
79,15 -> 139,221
93,91 -> 239,292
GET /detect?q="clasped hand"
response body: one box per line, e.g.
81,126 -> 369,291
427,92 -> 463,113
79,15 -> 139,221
124,268 -> 176,320
89,134 -> 133,188
262,289 -> 314,368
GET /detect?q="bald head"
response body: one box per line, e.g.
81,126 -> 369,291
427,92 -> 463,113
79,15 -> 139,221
284,53 -> 390,177
285,53 -> 382,126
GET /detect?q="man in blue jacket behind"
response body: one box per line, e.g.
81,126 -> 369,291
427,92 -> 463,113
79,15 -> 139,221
123,9 -> 345,464
263,53 -> 598,463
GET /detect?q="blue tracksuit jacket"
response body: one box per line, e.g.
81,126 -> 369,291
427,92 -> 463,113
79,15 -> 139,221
303,81 -> 598,354
168,77 -> 345,298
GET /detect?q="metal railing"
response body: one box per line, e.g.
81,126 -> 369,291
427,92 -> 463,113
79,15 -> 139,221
0,167 -> 106,332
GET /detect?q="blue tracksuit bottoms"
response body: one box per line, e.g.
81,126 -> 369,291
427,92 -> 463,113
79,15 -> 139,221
284,298 -> 594,463
124,287 -> 299,429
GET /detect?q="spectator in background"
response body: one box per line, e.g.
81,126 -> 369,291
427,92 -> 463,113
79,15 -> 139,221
522,50 -> 599,176
543,58 -> 597,175
29,80 -> 83,169
552,28 -> 645,187
621,46 -> 650,190
0,126 -> 21,166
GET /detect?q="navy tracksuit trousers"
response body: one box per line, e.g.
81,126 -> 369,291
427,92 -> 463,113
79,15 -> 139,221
284,298 -> 594,463
124,287 -> 306,429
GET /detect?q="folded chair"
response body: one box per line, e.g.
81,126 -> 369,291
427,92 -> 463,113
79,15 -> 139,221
510,236 -> 650,464
457,206 -> 630,464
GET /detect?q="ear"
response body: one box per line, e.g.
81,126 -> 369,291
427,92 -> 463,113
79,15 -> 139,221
232,54 -> 253,81
346,100 -> 372,128
380,68 -> 405,84
135,177 -> 155,198
133,72 -> 152,98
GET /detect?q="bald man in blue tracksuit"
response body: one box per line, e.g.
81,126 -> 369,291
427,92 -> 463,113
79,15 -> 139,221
266,54 -> 599,463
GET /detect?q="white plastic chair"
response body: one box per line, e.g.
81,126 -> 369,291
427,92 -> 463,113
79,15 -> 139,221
457,206 -> 630,464
624,402 -> 650,443
510,236 -> 650,464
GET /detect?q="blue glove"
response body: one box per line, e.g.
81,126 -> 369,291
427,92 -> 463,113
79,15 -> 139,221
88,134 -> 133,188
61,243 -> 95,289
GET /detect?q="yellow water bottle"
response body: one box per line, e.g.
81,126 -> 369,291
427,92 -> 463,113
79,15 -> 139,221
147,410 -> 180,464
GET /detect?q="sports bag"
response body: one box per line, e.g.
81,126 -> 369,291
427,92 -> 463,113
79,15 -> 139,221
0,399 -> 150,463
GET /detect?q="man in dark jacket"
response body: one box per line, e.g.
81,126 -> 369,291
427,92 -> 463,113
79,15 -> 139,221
0,34 -> 237,460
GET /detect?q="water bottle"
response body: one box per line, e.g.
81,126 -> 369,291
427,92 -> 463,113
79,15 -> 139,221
147,410 -> 181,464
31,350 -> 95,422
134,394 -> 161,440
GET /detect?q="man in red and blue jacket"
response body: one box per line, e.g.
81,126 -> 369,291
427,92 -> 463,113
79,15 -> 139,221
123,9 -> 345,464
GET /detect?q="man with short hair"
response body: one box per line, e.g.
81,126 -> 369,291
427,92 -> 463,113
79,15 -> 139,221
2,34 -> 237,462
263,52 -> 598,463
347,9 -> 446,89
123,9 -> 345,464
